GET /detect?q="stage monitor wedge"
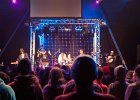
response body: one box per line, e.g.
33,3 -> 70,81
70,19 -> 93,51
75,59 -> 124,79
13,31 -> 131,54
30,0 -> 81,18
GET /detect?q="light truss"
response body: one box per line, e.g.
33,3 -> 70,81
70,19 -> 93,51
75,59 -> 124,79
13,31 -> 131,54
30,19 -> 102,69
31,19 -> 98,25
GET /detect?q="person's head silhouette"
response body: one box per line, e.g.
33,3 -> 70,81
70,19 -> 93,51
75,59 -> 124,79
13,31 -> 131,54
17,58 -> 31,75
55,54 -> 116,100
71,55 -> 98,88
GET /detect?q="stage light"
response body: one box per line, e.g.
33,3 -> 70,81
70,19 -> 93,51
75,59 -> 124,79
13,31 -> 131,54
75,26 -> 83,31
96,0 -> 102,4
49,26 -> 55,31
35,26 -> 39,30
96,0 -> 100,4
64,28 -> 71,32
12,0 -> 16,4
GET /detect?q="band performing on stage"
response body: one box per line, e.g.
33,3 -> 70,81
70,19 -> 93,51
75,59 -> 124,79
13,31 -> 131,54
27,48 -> 116,69
10,47 -> 117,70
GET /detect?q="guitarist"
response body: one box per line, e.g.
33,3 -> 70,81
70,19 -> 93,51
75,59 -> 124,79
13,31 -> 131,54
106,50 -> 116,70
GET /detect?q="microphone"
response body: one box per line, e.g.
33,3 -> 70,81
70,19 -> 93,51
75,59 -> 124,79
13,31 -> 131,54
59,49 -> 60,53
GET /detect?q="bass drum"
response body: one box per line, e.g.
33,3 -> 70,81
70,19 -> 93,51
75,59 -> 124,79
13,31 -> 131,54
39,61 -> 49,69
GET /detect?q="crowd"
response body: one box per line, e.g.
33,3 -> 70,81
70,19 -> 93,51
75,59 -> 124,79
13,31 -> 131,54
0,54 -> 140,100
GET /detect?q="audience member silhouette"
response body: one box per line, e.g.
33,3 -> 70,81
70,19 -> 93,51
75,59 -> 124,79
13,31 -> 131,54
0,71 -> 10,84
9,58 -> 44,100
94,67 -> 108,93
102,66 -> 114,86
63,79 -> 103,94
61,65 -> 71,82
108,65 -> 128,100
43,67 -> 66,100
0,78 -> 16,100
125,70 -> 134,84
55,55 -> 116,100
125,64 -> 140,100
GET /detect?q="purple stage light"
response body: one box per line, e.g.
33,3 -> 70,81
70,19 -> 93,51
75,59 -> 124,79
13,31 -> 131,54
96,0 -> 100,4
12,0 -> 16,4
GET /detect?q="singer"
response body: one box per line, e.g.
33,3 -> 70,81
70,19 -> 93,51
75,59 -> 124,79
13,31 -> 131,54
58,52 -> 67,66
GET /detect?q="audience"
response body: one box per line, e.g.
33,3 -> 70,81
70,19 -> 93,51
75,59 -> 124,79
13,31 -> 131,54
102,66 -> 114,86
108,65 -> 128,100
0,53 -> 139,100
43,67 -> 66,100
61,65 -> 71,82
125,64 -> 140,100
94,67 -> 108,93
8,58 -> 44,100
125,70 -> 134,84
63,79 -> 103,94
0,71 -> 10,84
38,67 -> 52,87
0,78 -> 16,100
55,55 -> 116,100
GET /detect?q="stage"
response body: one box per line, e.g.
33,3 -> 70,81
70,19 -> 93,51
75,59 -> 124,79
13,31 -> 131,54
29,19 -> 102,68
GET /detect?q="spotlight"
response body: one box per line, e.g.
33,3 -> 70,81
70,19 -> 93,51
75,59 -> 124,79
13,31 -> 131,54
64,28 -> 71,32
96,0 -> 99,4
12,0 -> 16,4
75,25 -> 83,31
49,26 -> 55,31
96,0 -> 102,4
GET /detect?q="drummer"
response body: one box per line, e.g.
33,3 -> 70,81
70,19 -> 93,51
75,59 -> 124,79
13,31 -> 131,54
37,49 -> 51,69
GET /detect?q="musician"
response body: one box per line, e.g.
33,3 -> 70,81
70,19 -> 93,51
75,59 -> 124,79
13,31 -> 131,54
58,52 -> 67,66
17,48 -> 29,63
37,49 -> 51,68
106,50 -> 116,69
79,48 -> 84,55
66,53 -> 72,65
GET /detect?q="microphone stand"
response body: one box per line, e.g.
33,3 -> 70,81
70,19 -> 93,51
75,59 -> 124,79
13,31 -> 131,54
51,49 -> 60,66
